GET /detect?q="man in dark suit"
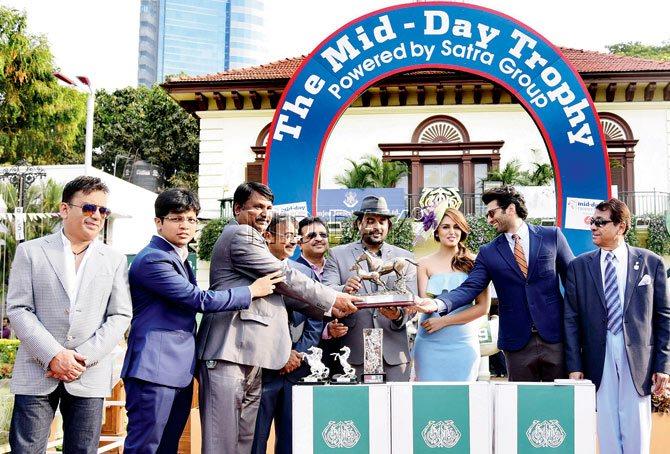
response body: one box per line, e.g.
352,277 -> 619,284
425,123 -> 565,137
196,182 -> 360,454
564,198 -> 669,454
252,214 -> 324,454
121,188 -> 281,453
416,186 -> 574,381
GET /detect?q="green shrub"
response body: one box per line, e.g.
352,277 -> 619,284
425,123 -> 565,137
625,215 -> 639,247
198,218 -> 230,261
339,215 -> 415,251
646,214 -> 670,256
0,339 -> 19,379
464,215 -> 497,253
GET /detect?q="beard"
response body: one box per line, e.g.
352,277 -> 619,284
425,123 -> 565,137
361,229 -> 386,246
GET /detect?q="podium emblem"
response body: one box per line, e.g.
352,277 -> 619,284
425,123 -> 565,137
322,420 -> 361,448
526,419 -> 566,448
421,420 -> 461,448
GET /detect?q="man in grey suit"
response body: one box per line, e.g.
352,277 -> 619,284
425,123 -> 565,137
7,176 -> 132,454
322,195 -> 417,381
564,198 -> 670,454
196,182 -> 360,454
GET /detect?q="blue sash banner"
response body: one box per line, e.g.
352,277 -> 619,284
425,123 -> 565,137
265,2 -> 610,255
316,188 -> 407,221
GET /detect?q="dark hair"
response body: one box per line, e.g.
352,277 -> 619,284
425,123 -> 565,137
233,182 -> 274,211
266,213 -> 295,234
481,185 -> 528,220
433,208 -> 475,273
155,188 -> 200,218
298,216 -> 329,236
61,176 -> 109,204
354,213 -> 393,233
595,198 -> 631,234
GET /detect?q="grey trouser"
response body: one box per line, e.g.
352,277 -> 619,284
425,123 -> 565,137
198,360 -> 262,454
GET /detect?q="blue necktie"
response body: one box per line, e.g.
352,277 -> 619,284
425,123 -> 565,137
604,252 -> 623,335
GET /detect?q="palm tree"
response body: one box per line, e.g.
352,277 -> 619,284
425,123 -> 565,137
485,159 -> 525,185
528,163 -> 554,186
334,155 -> 408,188
360,156 -> 408,188
334,159 -> 372,188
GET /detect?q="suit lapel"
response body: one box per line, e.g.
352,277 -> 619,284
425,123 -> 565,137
587,250 -> 607,310
41,233 -> 68,296
350,242 -> 372,294
495,235 -> 525,280
527,224 -> 542,279
152,236 -> 190,280
623,245 -> 642,314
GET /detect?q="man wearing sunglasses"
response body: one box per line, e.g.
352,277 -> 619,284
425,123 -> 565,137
415,186 -> 574,382
7,176 -> 132,453
564,199 -> 670,454
121,188 -> 282,454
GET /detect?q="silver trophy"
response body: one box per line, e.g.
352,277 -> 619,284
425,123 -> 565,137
298,346 -> 330,384
362,328 -> 386,384
330,346 -> 358,384
349,251 -> 417,308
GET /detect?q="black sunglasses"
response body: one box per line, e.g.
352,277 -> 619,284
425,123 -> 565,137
68,203 -> 112,218
589,218 -> 613,228
304,232 -> 328,241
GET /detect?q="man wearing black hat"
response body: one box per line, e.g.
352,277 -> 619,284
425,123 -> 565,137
322,195 -> 416,381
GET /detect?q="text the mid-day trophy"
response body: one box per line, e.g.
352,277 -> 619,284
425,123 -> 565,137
362,328 -> 385,384
349,251 -> 417,308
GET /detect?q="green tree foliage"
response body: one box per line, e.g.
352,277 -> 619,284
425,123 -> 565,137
198,217 -> 229,261
606,41 -> 670,61
93,86 -> 200,190
334,155 -> 408,188
0,7 -> 86,164
485,159 -> 554,186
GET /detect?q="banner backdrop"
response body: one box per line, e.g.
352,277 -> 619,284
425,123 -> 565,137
265,1 -> 610,255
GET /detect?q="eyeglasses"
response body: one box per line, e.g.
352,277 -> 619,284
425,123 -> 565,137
163,216 -> 198,225
486,206 -> 503,219
303,232 -> 328,241
68,203 -> 111,218
589,218 -> 613,228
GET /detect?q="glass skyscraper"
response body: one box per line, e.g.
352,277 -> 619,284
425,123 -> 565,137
138,0 -> 265,86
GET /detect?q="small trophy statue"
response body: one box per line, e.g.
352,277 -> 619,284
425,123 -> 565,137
330,346 -> 358,384
298,346 -> 330,385
362,328 -> 386,384
349,251 -> 417,308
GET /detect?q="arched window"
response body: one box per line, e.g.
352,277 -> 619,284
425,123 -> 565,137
380,115 -> 502,214
246,123 -> 272,183
599,112 -> 636,198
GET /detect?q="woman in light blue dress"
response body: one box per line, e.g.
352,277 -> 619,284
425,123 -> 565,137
413,206 -> 491,381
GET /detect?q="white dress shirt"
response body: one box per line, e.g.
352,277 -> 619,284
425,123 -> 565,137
599,241 -> 628,311
504,221 -> 530,266
61,230 -> 96,324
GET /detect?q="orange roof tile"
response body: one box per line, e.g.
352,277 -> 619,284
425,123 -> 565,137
166,48 -> 670,84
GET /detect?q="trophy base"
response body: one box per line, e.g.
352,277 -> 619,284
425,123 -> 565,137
330,374 -> 358,385
362,373 -> 386,384
297,377 -> 329,386
355,293 -> 414,309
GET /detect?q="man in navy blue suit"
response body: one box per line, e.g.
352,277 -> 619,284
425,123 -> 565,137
416,186 -> 574,381
564,199 -> 669,454
121,189 -> 282,454
252,213 -> 324,454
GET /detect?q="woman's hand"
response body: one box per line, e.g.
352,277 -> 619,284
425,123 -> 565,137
421,316 -> 450,334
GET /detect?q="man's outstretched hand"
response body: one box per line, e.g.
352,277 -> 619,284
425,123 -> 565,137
332,293 -> 361,318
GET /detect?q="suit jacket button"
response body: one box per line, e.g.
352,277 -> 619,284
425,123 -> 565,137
66,335 -> 74,341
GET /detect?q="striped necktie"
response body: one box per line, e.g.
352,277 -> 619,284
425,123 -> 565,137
512,234 -> 528,278
604,252 -> 623,335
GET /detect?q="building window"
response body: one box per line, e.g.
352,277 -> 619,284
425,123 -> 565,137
380,115 -> 502,214
599,112 -> 636,197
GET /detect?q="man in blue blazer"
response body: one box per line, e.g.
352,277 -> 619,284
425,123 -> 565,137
564,198 -> 669,454
252,214 -> 324,454
416,186 -> 574,381
121,189 -> 281,454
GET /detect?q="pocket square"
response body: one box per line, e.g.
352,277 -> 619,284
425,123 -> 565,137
637,274 -> 652,286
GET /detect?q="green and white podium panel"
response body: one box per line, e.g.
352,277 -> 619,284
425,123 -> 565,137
391,382 -> 492,454
494,382 -> 596,453
293,385 -> 391,453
